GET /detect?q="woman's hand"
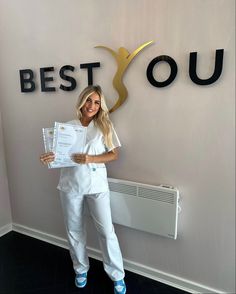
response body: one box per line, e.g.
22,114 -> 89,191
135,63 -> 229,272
72,148 -> 118,164
72,154 -> 92,164
40,152 -> 55,165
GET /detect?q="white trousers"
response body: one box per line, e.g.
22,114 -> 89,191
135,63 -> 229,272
60,190 -> 125,281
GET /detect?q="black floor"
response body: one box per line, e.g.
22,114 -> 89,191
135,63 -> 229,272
0,232 -> 189,294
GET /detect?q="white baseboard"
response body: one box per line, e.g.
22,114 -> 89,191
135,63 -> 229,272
12,223 -> 68,249
10,223 -> 225,294
0,223 -> 12,237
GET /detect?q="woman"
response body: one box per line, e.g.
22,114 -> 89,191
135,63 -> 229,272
40,85 -> 126,294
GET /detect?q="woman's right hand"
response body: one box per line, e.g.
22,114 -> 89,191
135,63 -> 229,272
40,152 -> 55,165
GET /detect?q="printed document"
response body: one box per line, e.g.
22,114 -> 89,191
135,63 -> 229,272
42,122 -> 86,168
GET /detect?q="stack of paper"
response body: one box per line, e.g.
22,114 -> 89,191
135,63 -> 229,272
42,122 -> 86,169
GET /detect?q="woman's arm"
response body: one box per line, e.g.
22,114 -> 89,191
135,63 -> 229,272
72,148 -> 119,164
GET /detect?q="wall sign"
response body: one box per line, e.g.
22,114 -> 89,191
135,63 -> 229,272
19,42 -> 224,112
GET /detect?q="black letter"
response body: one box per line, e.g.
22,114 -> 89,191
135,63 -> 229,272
80,62 -> 100,85
146,55 -> 178,87
189,49 -> 224,85
40,67 -> 56,92
19,69 -> 35,92
59,65 -> 76,91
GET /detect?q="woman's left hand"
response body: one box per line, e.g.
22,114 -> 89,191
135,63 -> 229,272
72,148 -> 118,164
72,153 -> 93,164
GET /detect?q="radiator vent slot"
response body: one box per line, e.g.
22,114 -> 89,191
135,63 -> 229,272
109,182 -> 137,196
138,187 -> 174,204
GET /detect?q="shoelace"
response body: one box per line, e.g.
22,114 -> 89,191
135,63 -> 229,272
75,273 -> 87,286
114,280 -> 126,293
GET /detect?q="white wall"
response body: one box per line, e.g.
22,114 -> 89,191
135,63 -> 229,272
0,111 -> 12,232
0,0 -> 235,293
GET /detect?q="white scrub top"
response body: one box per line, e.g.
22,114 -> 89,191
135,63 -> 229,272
57,119 -> 121,195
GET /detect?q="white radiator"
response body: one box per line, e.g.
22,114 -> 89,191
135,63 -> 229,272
108,178 -> 180,239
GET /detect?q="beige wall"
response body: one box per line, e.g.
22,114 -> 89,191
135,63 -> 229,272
0,0 -> 235,293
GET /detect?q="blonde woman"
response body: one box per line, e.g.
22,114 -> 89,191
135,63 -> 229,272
40,85 -> 126,294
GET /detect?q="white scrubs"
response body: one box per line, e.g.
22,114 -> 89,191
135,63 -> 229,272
57,119 -> 125,281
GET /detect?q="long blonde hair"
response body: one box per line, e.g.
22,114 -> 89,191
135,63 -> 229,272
76,85 -> 114,150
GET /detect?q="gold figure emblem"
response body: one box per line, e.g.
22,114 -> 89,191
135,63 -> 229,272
95,41 -> 154,113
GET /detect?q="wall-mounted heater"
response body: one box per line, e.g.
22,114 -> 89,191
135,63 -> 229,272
108,178 -> 180,239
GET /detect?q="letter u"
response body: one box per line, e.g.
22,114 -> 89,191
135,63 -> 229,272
189,49 -> 224,85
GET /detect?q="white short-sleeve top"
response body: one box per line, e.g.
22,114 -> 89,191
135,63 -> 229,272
57,119 -> 121,194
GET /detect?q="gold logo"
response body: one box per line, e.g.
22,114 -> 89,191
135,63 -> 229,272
95,41 -> 154,113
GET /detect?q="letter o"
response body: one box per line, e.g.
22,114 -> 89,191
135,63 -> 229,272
146,55 -> 178,87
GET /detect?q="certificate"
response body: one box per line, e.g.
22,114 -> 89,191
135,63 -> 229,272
52,122 -> 86,167
42,127 -> 69,169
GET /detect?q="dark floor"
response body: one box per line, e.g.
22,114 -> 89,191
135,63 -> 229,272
0,232 -> 189,294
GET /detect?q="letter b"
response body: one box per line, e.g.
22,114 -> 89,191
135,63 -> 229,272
19,69 -> 35,92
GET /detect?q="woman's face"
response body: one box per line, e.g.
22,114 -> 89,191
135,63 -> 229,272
81,92 -> 101,120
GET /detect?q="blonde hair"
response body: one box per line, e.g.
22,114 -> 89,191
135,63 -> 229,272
76,85 -> 114,150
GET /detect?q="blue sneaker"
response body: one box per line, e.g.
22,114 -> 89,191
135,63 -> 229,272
75,272 -> 87,288
114,279 -> 126,294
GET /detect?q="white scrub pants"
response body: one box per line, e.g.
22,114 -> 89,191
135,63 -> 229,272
60,190 -> 125,281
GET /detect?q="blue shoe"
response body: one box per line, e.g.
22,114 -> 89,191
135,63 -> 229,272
75,272 -> 87,288
114,279 -> 126,294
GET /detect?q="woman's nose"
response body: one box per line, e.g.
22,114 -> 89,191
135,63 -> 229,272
88,101 -> 94,107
